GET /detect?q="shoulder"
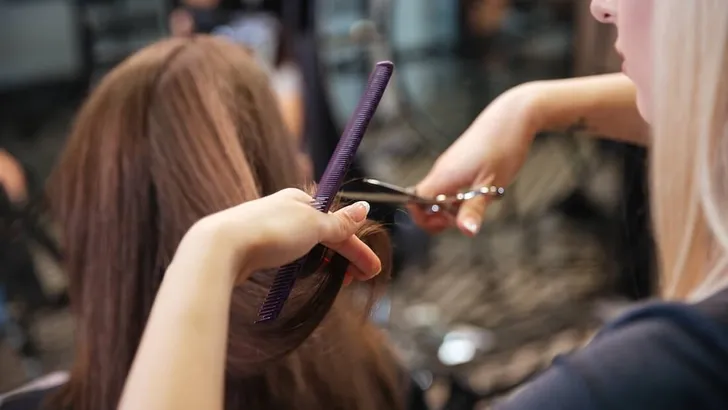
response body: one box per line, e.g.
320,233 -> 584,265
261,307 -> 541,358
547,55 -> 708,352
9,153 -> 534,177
0,372 -> 68,410
496,291 -> 728,409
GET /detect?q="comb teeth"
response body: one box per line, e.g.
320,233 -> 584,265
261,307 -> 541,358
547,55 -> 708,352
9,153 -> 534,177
255,260 -> 306,322
256,61 -> 394,323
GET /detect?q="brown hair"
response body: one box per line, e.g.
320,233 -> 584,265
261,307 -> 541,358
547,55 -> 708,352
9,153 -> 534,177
48,36 -> 404,410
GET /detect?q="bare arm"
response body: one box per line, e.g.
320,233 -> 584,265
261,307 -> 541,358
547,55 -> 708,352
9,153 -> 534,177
530,73 -> 650,145
117,224 -> 239,410
116,190 -> 376,410
413,73 -> 649,234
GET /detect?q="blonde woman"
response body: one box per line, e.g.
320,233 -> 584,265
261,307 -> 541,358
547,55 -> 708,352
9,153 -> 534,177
412,0 -> 728,408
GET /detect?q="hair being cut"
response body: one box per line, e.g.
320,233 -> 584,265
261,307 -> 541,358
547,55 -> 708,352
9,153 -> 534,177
48,36 -> 404,410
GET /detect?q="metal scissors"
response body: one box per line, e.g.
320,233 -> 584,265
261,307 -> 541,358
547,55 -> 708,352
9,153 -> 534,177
338,178 -> 505,214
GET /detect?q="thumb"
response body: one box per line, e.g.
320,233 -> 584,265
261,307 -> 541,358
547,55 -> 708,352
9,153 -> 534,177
417,168 -> 453,197
319,201 -> 371,243
456,171 -> 496,236
456,195 -> 490,237
417,157 -> 473,198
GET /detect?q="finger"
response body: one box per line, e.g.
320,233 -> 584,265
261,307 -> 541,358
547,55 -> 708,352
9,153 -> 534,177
416,172 -> 455,198
318,201 -> 370,243
347,266 -> 375,282
343,274 -> 354,287
278,187 -> 313,203
416,154 -> 474,198
324,235 -> 381,278
456,195 -> 490,237
407,205 -> 452,234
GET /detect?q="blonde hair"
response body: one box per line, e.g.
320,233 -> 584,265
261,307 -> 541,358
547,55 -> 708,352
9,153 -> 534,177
651,1 -> 728,300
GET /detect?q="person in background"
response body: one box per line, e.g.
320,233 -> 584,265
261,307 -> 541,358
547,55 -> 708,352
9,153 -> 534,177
169,0 -> 308,178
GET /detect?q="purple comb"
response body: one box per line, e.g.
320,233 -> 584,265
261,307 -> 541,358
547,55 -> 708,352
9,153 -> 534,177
256,61 -> 395,323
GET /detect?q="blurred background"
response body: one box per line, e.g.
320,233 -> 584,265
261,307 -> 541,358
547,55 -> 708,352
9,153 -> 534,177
0,0 -> 654,408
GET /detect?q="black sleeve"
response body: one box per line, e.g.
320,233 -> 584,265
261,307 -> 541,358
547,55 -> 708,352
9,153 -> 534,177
494,305 -> 728,410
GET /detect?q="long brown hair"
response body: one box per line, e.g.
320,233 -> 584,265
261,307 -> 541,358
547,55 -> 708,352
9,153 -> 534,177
48,36 -> 404,410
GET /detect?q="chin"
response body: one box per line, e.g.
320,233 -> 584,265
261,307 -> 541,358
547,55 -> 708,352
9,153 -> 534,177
635,92 -> 652,125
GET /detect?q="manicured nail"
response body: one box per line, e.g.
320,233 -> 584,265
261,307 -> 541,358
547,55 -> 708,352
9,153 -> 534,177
346,201 -> 370,222
370,264 -> 382,279
462,219 -> 480,235
343,275 -> 353,286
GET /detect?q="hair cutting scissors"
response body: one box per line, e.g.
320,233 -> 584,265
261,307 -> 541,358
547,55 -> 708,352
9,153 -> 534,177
338,178 -> 505,214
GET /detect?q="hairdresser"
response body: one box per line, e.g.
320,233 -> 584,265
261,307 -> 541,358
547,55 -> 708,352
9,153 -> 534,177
116,189 -> 379,410
408,0 -> 728,409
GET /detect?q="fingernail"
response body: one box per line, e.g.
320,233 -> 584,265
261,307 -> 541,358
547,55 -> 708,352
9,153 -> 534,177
369,264 -> 382,279
462,218 -> 480,235
346,201 -> 370,222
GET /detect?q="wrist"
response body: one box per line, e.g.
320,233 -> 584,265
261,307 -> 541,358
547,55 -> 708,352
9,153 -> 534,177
509,81 -> 551,138
175,216 -> 255,287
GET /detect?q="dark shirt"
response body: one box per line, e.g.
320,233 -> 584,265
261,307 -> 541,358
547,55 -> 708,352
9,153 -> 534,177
3,289 -> 728,410
495,288 -> 728,409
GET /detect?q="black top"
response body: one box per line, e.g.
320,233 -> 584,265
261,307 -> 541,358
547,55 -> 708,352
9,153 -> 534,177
495,288 -> 728,409
3,288 -> 728,410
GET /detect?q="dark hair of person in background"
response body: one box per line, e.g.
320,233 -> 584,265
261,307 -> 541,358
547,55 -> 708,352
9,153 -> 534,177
46,35 -> 404,410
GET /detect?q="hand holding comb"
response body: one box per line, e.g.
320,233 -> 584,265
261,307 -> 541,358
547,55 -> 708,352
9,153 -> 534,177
256,61 -> 395,323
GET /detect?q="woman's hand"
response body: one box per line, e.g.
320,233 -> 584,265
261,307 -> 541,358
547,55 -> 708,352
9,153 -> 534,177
411,74 -> 647,237
410,83 -> 543,236
180,188 -> 380,285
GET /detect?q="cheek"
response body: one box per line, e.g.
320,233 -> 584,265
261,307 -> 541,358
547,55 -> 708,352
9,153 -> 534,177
616,0 -> 654,121
633,80 -> 652,124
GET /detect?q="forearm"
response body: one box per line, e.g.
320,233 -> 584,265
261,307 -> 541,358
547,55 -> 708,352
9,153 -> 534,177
530,73 -> 650,146
118,229 -> 239,410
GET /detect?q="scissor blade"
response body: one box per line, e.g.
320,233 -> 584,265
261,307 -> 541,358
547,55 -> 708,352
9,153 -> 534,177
361,178 -> 417,196
337,191 -> 428,204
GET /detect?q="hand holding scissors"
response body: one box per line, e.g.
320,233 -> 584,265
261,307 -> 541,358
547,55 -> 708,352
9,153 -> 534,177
338,178 -> 505,216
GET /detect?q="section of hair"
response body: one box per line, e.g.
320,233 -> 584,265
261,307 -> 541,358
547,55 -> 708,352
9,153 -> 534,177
47,36 -> 403,410
234,206 -> 392,363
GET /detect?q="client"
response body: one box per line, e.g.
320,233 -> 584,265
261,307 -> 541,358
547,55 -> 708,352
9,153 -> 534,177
1,36 -> 409,410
